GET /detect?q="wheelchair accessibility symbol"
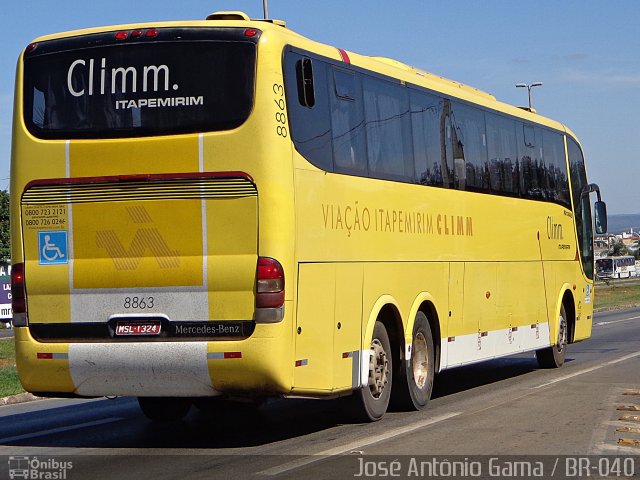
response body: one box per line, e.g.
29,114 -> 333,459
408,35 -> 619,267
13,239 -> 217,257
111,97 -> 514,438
38,231 -> 68,265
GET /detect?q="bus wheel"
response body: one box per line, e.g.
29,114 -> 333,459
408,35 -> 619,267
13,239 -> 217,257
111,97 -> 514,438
138,397 -> 192,422
347,321 -> 392,422
536,304 -> 568,368
392,312 -> 435,410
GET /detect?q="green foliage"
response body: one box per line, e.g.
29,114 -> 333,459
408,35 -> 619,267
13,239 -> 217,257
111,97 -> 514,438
0,367 -> 23,397
0,340 -> 23,397
611,242 -> 630,256
0,337 -> 15,360
0,190 -> 8,260
595,283 -> 640,311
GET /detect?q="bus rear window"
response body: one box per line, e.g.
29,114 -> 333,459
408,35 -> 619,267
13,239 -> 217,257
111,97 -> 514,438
23,28 -> 257,139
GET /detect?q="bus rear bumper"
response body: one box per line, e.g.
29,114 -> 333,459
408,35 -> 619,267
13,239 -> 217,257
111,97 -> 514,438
14,326 -> 291,398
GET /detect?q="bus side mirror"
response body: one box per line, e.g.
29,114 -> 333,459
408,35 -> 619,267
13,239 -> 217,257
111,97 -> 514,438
582,183 -> 607,235
594,200 -> 607,235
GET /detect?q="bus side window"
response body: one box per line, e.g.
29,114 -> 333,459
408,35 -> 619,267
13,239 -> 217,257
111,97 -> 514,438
331,68 -> 367,176
485,112 -> 518,195
517,125 -> 545,200
410,89 -> 445,187
542,130 -> 570,207
523,124 -> 535,147
567,137 -> 594,279
284,51 -> 333,172
362,75 -> 413,182
450,102 -> 488,192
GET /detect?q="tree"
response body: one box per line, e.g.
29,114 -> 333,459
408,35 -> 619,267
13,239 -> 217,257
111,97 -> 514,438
0,190 -> 8,260
611,241 -> 629,257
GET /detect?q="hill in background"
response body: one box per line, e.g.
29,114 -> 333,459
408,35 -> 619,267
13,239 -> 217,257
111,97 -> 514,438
607,214 -> 640,234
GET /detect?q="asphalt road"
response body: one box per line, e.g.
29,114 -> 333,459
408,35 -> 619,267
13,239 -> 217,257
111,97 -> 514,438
0,308 -> 639,479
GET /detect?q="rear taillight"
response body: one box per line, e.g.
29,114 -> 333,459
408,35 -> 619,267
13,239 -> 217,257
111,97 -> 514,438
11,263 -> 25,314
256,257 -> 284,309
11,262 -> 28,326
115,29 -> 158,40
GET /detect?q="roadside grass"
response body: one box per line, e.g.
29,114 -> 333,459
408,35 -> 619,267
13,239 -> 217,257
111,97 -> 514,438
0,282 -> 637,400
0,339 -> 24,398
594,282 -> 640,312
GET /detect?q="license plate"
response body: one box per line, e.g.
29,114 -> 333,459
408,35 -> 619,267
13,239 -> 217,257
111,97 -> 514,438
115,322 -> 161,336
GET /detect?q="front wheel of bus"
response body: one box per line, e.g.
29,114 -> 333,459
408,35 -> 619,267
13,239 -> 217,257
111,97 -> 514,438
138,397 -> 192,422
536,304 -> 568,368
347,321 -> 393,422
392,312 -> 435,411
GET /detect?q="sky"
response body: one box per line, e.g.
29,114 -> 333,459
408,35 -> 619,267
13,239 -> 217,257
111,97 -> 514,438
1,0 -> 639,214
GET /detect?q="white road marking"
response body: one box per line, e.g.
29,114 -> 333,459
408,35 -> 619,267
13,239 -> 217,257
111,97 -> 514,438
534,351 -> 640,389
261,348 -> 640,476
257,412 -> 462,476
0,417 -> 123,443
595,315 -> 640,327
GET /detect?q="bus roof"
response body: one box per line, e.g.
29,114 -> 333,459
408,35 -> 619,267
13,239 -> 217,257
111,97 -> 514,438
26,11 -> 574,137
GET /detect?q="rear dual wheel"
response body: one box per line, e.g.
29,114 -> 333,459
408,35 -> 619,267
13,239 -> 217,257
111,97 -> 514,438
347,320 -> 393,422
348,313 -> 436,421
393,312 -> 435,410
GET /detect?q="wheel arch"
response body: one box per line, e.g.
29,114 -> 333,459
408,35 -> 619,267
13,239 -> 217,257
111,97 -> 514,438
562,289 -> 576,344
552,285 -> 575,344
364,295 -> 404,387
407,293 -> 443,373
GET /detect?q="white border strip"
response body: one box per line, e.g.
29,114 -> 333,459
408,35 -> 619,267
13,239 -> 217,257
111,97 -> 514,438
199,133 -> 208,291
66,140 -> 75,303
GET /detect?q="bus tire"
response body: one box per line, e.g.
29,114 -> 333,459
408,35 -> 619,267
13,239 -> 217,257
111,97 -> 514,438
536,304 -> 568,368
346,320 -> 393,422
138,397 -> 192,422
392,312 -> 435,411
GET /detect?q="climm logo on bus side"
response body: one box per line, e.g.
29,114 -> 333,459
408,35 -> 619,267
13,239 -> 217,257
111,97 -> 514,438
547,215 -> 572,250
547,216 -> 564,240
66,58 -> 204,110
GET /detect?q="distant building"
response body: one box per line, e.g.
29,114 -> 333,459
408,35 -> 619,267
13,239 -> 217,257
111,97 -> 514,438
594,227 -> 639,258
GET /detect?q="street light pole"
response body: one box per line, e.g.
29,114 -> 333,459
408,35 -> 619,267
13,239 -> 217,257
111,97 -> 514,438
516,82 -> 543,110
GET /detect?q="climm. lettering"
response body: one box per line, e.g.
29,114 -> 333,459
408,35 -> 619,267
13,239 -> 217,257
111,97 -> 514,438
67,58 -> 178,97
437,214 -> 473,236
547,216 -> 563,240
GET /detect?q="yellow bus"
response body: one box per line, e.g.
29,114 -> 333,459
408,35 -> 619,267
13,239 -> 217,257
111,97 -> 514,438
11,11 -> 607,421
